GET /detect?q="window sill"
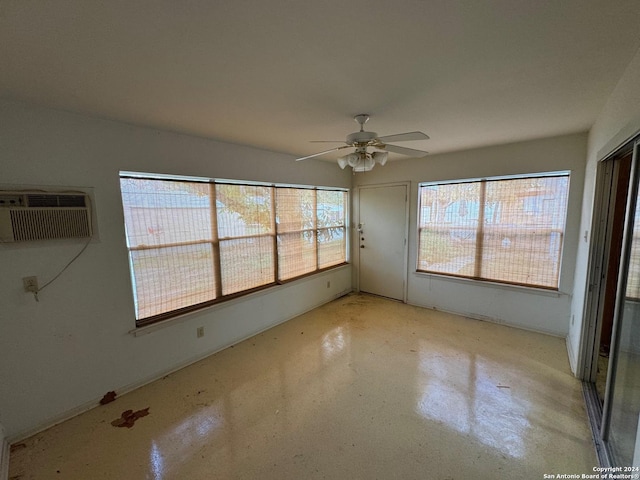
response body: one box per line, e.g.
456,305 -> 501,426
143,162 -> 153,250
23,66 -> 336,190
129,263 -> 351,337
413,270 -> 568,298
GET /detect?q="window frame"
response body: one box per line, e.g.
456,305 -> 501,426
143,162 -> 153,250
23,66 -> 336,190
416,171 -> 570,291
120,172 -> 349,327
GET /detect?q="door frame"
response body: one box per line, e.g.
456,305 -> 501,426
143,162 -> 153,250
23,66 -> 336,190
581,139 -> 638,380
601,140 -> 639,441
581,137 -> 639,466
355,182 -> 410,303
582,158 -> 623,383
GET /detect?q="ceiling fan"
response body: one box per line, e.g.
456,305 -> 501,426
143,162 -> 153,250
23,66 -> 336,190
295,114 -> 429,172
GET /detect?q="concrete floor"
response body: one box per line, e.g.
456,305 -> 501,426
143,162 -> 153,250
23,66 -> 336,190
9,293 -> 597,479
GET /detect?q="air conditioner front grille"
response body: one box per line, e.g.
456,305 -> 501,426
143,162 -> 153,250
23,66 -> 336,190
10,209 -> 91,241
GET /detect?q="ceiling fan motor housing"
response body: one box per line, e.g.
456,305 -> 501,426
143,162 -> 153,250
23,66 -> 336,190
346,130 -> 378,145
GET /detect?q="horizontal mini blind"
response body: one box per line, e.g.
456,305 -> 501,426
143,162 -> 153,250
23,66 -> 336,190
418,173 -> 569,289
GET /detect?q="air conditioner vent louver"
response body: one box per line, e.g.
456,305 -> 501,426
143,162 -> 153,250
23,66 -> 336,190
27,194 -> 86,208
0,191 -> 92,242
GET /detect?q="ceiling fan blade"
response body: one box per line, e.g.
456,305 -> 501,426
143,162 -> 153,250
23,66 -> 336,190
309,140 -> 346,143
295,145 -> 351,161
381,144 -> 429,158
377,131 -> 430,143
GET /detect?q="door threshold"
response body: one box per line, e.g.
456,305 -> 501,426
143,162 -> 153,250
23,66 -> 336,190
358,291 -> 405,303
582,381 -> 614,467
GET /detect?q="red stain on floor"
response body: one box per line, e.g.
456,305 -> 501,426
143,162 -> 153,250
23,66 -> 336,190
110,408 -> 150,428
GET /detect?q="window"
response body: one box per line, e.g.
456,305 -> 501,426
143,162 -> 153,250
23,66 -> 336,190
277,188 -> 316,280
316,190 -> 348,269
275,188 -> 348,280
120,174 -> 348,326
417,172 -> 569,289
216,183 -> 275,295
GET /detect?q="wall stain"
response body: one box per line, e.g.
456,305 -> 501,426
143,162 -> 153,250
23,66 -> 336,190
99,391 -> 117,405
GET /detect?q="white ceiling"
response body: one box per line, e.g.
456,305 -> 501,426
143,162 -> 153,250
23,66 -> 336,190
2,1 -> 640,162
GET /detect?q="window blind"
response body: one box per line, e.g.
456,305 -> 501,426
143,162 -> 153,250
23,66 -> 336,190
276,188 -> 317,281
417,173 -> 569,289
120,178 -> 217,319
216,184 -> 275,295
317,190 -> 347,269
120,175 -> 348,325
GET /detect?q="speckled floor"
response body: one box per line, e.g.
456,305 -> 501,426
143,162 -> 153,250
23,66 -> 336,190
9,293 -> 597,479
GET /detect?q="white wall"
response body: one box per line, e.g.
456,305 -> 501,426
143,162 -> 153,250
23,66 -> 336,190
352,133 -> 587,337
568,47 -> 640,375
0,100 -> 352,441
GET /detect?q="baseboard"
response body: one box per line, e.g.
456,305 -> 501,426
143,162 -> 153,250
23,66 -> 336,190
0,435 -> 9,480
566,334 -> 577,376
406,299 -> 567,338
8,288 -> 354,444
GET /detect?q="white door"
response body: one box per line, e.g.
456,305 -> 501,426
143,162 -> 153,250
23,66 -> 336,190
358,184 -> 408,301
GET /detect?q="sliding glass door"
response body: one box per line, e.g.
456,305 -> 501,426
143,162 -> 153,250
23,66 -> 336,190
601,140 -> 640,466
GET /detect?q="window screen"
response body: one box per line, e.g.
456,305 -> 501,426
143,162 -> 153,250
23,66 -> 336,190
120,175 -> 348,325
417,173 -> 569,289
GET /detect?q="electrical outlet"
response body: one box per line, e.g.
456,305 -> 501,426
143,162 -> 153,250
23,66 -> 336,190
197,326 -> 204,338
326,281 -> 330,289
23,276 -> 38,293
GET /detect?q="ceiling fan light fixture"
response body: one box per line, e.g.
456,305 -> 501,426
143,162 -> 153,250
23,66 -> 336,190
337,156 -> 348,169
353,156 -> 375,172
372,151 -> 388,166
346,152 -> 359,167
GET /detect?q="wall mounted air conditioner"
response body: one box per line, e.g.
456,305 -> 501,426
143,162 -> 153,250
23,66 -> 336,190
0,191 -> 92,242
